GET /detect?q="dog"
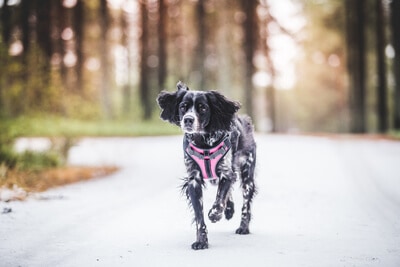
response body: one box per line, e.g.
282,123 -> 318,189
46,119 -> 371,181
157,81 -> 257,250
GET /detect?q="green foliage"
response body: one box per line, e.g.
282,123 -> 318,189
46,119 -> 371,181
390,131 -> 400,139
0,119 -> 67,171
9,116 -> 180,137
16,150 -> 61,171
0,148 -> 18,169
0,121 -> 20,168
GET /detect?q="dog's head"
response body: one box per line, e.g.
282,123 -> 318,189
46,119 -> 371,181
157,81 -> 241,133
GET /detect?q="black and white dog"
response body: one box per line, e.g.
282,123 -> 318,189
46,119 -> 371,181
157,81 -> 257,250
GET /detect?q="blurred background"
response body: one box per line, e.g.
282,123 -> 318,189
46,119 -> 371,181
0,0 -> 399,136
2,2 -> 400,260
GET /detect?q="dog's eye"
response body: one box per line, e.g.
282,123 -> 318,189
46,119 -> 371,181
179,103 -> 187,112
198,104 -> 208,113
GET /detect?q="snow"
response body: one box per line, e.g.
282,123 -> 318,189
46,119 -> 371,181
1,135 -> 400,266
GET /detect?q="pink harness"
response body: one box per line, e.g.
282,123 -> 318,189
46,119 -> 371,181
184,136 -> 232,181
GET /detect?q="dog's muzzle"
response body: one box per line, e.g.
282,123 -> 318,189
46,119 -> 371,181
184,115 -> 194,128
182,114 -> 197,132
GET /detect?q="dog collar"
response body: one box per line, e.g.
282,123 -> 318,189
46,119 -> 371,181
184,135 -> 232,181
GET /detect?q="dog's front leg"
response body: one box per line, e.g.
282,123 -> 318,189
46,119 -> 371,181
187,178 -> 208,250
208,177 -> 232,223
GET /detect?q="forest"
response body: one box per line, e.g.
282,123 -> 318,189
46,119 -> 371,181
2,1 -> 400,262
0,0 -> 399,134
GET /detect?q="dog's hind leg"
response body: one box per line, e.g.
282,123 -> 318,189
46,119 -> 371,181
187,178 -> 208,250
236,149 -> 256,235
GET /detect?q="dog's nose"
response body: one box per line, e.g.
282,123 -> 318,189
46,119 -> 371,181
184,116 -> 194,126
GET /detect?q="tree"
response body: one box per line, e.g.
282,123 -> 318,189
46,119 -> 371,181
20,0 -> 32,113
258,2 -> 280,132
158,0 -> 167,92
346,0 -> 366,133
20,0 -> 31,57
51,0 -> 68,89
36,0 -> 53,101
216,0 -> 234,95
0,0 -> 11,114
36,0 -> 52,60
121,5 -> 132,116
193,0 -> 206,90
376,0 -> 388,133
241,0 -> 258,119
139,0 -> 152,120
391,0 -> 400,130
73,0 -> 85,92
99,0 -> 112,119
1,0 -> 11,45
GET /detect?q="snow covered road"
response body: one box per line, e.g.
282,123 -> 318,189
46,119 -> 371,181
1,135 -> 400,267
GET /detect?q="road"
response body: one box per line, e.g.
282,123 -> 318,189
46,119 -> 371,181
1,135 -> 400,267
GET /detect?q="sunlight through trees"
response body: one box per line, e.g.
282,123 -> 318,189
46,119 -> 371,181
0,0 -> 399,134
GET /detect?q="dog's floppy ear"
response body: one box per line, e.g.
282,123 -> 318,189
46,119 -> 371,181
156,81 -> 189,125
206,91 -> 241,131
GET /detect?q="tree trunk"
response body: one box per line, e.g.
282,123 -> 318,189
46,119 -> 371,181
20,0 -> 33,114
376,0 -> 388,133
34,0 -> 54,112
216,0 -> 233,95
140,0 -> 152,120
261,6 -> 277,132
1,0 -> 11,45
121,7 -> 131,116
391,0 -> 400,130
36,0 -> 52,59
241,0 -> 258,119
0,0 -> 10,114
192,0 -> 206,90
158,0 -> 167,92
99,0 -> 112,119
346,0 -> 366,133
20,0 -> 31,57
73,0 -> 84,92
51,0 -> 68,91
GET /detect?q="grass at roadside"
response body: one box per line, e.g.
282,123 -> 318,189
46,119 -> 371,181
391,130 -> 400,139
6,116 -> 400,139
9,116 -> 180,137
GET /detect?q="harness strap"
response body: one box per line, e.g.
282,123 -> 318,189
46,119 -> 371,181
184,136 -> 232,180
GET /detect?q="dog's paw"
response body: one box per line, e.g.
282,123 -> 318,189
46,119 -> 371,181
224,201 -> 234,220
208,204 -> 223,223
191,241 -> 209,250
235,227 -> 250,235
